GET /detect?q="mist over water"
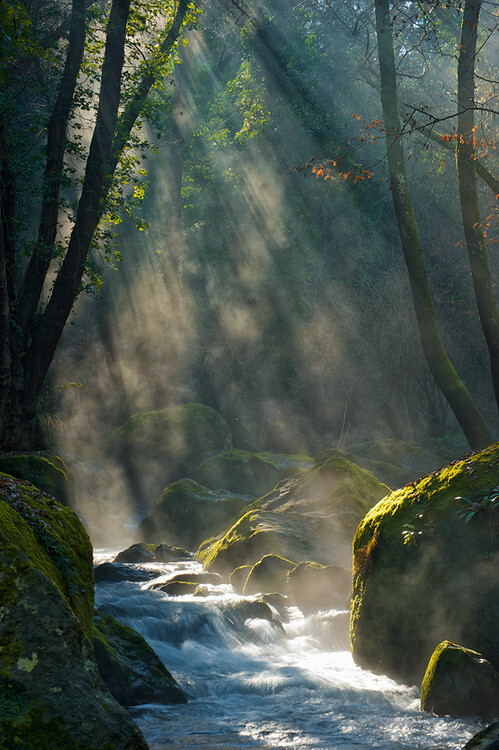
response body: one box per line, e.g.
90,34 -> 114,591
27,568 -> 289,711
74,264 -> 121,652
94,551 -> 479,750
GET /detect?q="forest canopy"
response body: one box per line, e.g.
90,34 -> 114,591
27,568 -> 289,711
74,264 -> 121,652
0,0 -> 498,456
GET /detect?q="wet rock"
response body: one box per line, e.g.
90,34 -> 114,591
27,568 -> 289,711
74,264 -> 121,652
286,561 -> 351,613
229,565 -> 252,592
94,562 -> 159,583
0,473 -> 147,749
153,580 -> 199,596
106,403 -> 232,509
198,455 -> 389,574
243,554 -> 295,595
261,592 -> 289,608
151,571 -> 222,595
463,721 -> 499,749
197,449 -> 313,498
421,641 -> 499,719
350,442 -> 499,685
114,541 -> 190,563
136,479 -> 251,550
94,610 -> 187,706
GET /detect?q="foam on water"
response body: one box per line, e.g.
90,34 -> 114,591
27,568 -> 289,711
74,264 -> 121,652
94,550 -> 480,750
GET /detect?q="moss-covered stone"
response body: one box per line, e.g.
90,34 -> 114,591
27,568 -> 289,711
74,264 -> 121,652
0,475 -> 147,749
0,454 -> 74,506
197,449 -> 313,497
420,641 -> 499,719
107,403 -> 232,509
114,542 -> 190,563
136,479 -> 251,550
350,442 -> 499,686
94,610 -> 187,706
197,456 -> 389,575
463,721 -> 499,749
286,561 -> 351,613
229,565 -> 253,593
243,554 -> 296,595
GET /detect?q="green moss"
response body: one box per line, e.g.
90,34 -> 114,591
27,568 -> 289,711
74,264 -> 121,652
0,455 -> 73,506
198,456 -> 389,574
0,474 -> 93,642
421,641 -> 499,719
350,442 -> 499,684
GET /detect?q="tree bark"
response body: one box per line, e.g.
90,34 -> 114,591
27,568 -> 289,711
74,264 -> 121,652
456,0 -> 499,414
16,0 -> 86,335
374,0 -> 491,450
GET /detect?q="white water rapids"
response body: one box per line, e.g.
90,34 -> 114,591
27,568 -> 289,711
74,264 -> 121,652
94,551 -> 480,750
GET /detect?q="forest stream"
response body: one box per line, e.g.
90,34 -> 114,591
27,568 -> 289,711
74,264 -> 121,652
94,551 -> 480,750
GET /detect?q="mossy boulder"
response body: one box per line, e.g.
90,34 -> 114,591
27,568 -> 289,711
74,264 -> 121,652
197,456 -> 389,575
350,442 -> 499,686
286,561 -> 351,613
135,479 -> 251,550
243,554 -> 296,595
94,609 -> 187,706
0,454 -> 74,506
115,542 -> 190,563
107,403 -> 233,509
463,721 -> 499,749
229,565 -> 253,593
420,641 -> 499,719
0,474 -> 147,749
197,449 -> 313,498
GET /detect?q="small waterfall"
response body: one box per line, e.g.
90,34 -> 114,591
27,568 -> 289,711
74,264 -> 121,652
94,550 -> 479,750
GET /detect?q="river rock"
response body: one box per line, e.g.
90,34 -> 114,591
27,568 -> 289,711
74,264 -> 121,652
0,473 -> 147,749
197,455 -> 389,574
94,562 -> 159,583
94,610 -> 187,706
106,403 -> 232,510
350,442 -> 499,685
229,565 -> 253,592
421,641 -> 499,719
243,554 -> 296,595
463,721 -> 499,749
136,479 -> 251,549
286,561 -> 351,612
115,541 -> 191,563
197,449 -> 313,497
0,453 -> 74,505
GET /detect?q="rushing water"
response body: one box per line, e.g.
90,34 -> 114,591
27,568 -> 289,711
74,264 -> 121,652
94,550 -> 480,750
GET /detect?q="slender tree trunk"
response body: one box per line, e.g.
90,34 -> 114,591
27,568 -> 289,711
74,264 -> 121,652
457,0 -> 499,414
16,0 -> 86,335
0,131 -> 11,426
374,0 -> 491,450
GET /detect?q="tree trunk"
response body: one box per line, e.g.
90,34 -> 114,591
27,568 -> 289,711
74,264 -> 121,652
374,0 -> 491,450
457,0 -> 499,415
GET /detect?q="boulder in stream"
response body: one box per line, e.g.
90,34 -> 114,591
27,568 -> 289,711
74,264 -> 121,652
0,473 -> 147,749
115,541 -> 191,563
136,479 -> 251,549
243,554 -> 296,595
350,442 -> 499,685
420,641 -> 499,719
197,455 -> 389,574
286,561 -> 351,612
94,610 -> 187,706
463,721 -> 499,750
